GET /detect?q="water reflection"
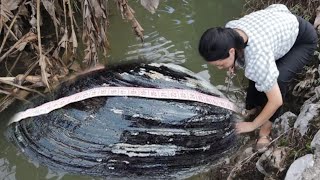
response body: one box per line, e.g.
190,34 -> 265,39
0,158 -> 16,180
125,31 -> 186,63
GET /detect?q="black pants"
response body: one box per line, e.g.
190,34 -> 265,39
245,16 -> 318,122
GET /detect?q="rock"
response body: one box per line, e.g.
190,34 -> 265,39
272,111 -> 296,137
311,130 -> 320,151
225,158 -> 230,165
237,147 -> 254,163
300,151 -> 320,180
285,154 -> 315,180
256,148 -> 273,177
256,147 -> 289,178
303,86 -> 320,105
294,103 -> 320,136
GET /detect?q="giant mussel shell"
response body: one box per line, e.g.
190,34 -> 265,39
7,63 -> 236,179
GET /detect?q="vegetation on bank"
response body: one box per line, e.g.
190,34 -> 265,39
244,0 -> 319,21
0,0 -> 160,111
191,1 -> 320,179
231,1 -> 320,179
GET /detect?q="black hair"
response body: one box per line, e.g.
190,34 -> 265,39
198,27 -> 246,62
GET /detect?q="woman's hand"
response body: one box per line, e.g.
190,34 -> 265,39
235,83 -> 283,134
235,122 -> 257,134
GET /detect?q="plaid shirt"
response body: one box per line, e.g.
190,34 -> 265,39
226,4 -> 299,92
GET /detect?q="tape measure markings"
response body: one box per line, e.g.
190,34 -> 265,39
9,87 -> 239,125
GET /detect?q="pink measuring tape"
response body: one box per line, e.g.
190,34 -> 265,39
8,87 -> 239,125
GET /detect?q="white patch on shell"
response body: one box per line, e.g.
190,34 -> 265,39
110,108 -> 124,114
149,63 -> 225,98
222,129 -> 234,138
144,128 -> 191,136
193,130 -> 218,136
144,70 -> 174,82
142,129 -> 218,136
138,68 -> 146,75
143,128 -> 219,136
184,80 -> 197,88
131,132 -> 139,135
123,161 -> 130,164
111,143 -> 212,157
131,114 -> 163,122
111,143 -> 177,157
107,159 -> 130,164
120,72 -> 130,76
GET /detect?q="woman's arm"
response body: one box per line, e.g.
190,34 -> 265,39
235,82 -> 283,133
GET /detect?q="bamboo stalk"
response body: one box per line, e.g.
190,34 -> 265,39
67,0 -> 78,52
0,77 -> 15,82
4,24 -> 18,41
36,0 -> 50,89
0,89 -> 11,95
6,53 -> 22,77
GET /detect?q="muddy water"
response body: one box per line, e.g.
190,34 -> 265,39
0,1 -> 244,179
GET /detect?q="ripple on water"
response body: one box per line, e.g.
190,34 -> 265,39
125,31 -> 186,63
124,0 -> 196,64
0,158 -> 16,180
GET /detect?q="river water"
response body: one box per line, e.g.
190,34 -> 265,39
0,1 -> 244,179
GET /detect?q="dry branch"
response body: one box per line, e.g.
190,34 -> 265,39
37,0 -> 50,89
0,0 -> 26,55
0,32 -> 37,62
116,0 -> 144,40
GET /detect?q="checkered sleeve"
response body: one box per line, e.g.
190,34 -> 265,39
265,4 -> 290,12
245,49 -> 279,92
226,3 -> 298,92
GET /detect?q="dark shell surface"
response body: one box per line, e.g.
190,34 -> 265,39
6,63 -> 236,179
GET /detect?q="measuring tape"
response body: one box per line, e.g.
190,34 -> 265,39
8,87 -> 240,125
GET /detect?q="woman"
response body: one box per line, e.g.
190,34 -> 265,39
198,4 -> 317,149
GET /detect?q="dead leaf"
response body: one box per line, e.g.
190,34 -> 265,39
42,0 -> 60,39
90,0 -> 105,18
314,6 -> 320,30
81,0 -> 108,66
58,29 -> 69,48
67,0 -> 78,52
0,0 -> 21,21
0,32 -> 37,62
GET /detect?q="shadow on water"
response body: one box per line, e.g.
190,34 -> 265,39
0,1 -> 244,179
